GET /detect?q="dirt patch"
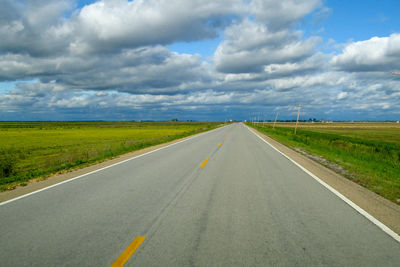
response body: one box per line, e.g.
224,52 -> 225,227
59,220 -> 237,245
251,127 -> 400,236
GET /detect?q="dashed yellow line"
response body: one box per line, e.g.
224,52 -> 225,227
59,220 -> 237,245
111,236 -> 146,267
200,158 -> 209,167
218,144 -> 222,147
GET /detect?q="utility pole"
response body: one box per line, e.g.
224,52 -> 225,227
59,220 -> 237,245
273,112 -> 279,129
263,114 -> 266,127
294,105 -> 302,135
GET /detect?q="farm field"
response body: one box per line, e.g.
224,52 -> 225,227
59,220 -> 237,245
0,121 -> 222,190
247,122 -> 400,204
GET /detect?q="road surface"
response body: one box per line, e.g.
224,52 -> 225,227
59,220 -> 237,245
1,123 -> 399,266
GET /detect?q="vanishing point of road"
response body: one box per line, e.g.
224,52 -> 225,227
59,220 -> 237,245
1,123 -> 399,266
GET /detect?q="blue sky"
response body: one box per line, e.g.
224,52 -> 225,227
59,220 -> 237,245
168,38 -> 223,60
0,0 -> 399,121
321,1 -> 400,42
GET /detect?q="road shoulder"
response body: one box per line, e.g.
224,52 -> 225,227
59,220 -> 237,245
251,126 -> 400,236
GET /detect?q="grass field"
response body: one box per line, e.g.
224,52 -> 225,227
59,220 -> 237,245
247,122 -> 400,204
0,121 -> 222,190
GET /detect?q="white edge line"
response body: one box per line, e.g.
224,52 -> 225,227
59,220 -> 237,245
245,124 -> 400,243
0,125 -> 227,206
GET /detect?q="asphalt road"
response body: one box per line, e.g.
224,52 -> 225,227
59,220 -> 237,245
1,123 -> 399,266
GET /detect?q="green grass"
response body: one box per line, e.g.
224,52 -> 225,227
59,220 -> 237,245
0,121 -> 222,190
247,122 -> 400,204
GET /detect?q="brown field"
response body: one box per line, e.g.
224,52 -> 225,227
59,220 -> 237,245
259,122 -> 400,144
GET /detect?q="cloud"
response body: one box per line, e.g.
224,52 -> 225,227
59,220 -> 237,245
71,0 -> 244,53
262,53 -> 329,77
331,34 -> 400,72
0,46 -> 212,94
1,0 -> 324,57
0,0 -> 399,121
0,0 -> 244,57
250,0 -> 322,30
336,91 -> 348,100
310,7 -> 331,26
0,0 -> 74,56
214,19 -> 321,73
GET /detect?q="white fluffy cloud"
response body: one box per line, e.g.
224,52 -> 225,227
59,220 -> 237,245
0,0 -> 399,121
0,46 -> 212,94
0,0 -> 244,56
332,34 -> 400,72
69,0 -> 245,53
250,0 -> 321,29
214,19 -> 321,73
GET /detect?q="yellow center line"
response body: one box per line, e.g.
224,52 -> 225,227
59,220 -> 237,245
200,158 -> 209,167
111,236 -> 146,267
218,144 -> 222,147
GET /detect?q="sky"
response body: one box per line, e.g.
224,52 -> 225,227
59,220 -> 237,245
0,0 -> 399,121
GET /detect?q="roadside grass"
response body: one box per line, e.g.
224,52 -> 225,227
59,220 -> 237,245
247,122 -> 400,204
0,121 -> 222,190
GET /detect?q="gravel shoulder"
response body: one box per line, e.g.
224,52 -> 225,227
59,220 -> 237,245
251,127 -> 400,236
